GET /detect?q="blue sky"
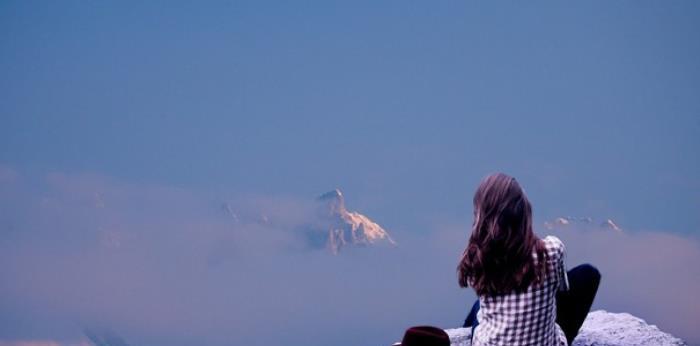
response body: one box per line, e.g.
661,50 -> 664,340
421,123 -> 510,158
2,1 -> 699,233
1,1 -> 699,345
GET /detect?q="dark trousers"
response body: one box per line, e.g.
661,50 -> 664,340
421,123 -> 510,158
463,264 -> 601,346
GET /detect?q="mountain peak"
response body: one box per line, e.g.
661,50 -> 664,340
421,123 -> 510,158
544,216 -> 622,232
311,189 -> 395,254
318,188 -> 343,201
317,189 -> 347,216
600,219 -> 623,232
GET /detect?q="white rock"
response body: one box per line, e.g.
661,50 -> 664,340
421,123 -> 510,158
444,327 -> 472,346
573,310 -> 685,346
442,310 -> 686,346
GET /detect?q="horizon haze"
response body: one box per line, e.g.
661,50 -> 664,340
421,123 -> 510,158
1,1 -> 699,345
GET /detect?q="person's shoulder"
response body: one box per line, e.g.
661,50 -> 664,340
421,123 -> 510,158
542,235 -> 566,259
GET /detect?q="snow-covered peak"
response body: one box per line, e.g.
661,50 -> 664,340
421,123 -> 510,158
544,216 -> 622,232
221,202 -> 240,222
600,218 -> 622,232
554,217 -> 570,225
312,189 -> 395,254
218,190 -> 394,254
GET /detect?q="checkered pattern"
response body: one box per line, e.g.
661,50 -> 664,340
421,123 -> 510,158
472,235 -> 569,346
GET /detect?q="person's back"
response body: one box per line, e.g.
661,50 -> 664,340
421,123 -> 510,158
472,235 -> 568,346
458,173 -> 600,346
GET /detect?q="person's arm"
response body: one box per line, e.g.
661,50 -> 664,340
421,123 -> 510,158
558,239 -> 570,292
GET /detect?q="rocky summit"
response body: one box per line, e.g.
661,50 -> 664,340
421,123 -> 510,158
444,310 -> 686,346
311,189 -> 395,254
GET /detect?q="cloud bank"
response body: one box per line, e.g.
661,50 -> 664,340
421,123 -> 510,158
0,166 -> 698,345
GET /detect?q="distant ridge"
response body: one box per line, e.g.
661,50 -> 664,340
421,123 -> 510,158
544,216 -> 623,232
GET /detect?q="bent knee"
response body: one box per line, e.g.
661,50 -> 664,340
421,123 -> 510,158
578,263 -> 601,283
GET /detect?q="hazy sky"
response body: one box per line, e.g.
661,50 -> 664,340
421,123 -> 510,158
1,1 -> 699,345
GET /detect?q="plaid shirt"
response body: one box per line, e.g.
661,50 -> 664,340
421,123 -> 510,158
471,235 -> 570,346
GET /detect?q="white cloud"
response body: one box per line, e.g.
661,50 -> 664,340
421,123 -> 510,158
547,226 -> 700,343
0,167 -> 698,345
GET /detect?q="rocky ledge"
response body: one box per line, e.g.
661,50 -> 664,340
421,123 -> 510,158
444,310 -> 686,346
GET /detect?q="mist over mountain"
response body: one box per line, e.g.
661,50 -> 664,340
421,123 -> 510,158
309,189 -> 396,254
1,168 -> 699,346
220,188 -> 395,254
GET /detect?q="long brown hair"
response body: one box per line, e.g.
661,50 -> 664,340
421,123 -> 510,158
457,173 -> 547,296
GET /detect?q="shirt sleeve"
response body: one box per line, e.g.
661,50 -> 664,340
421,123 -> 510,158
557,239 -> 570,292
